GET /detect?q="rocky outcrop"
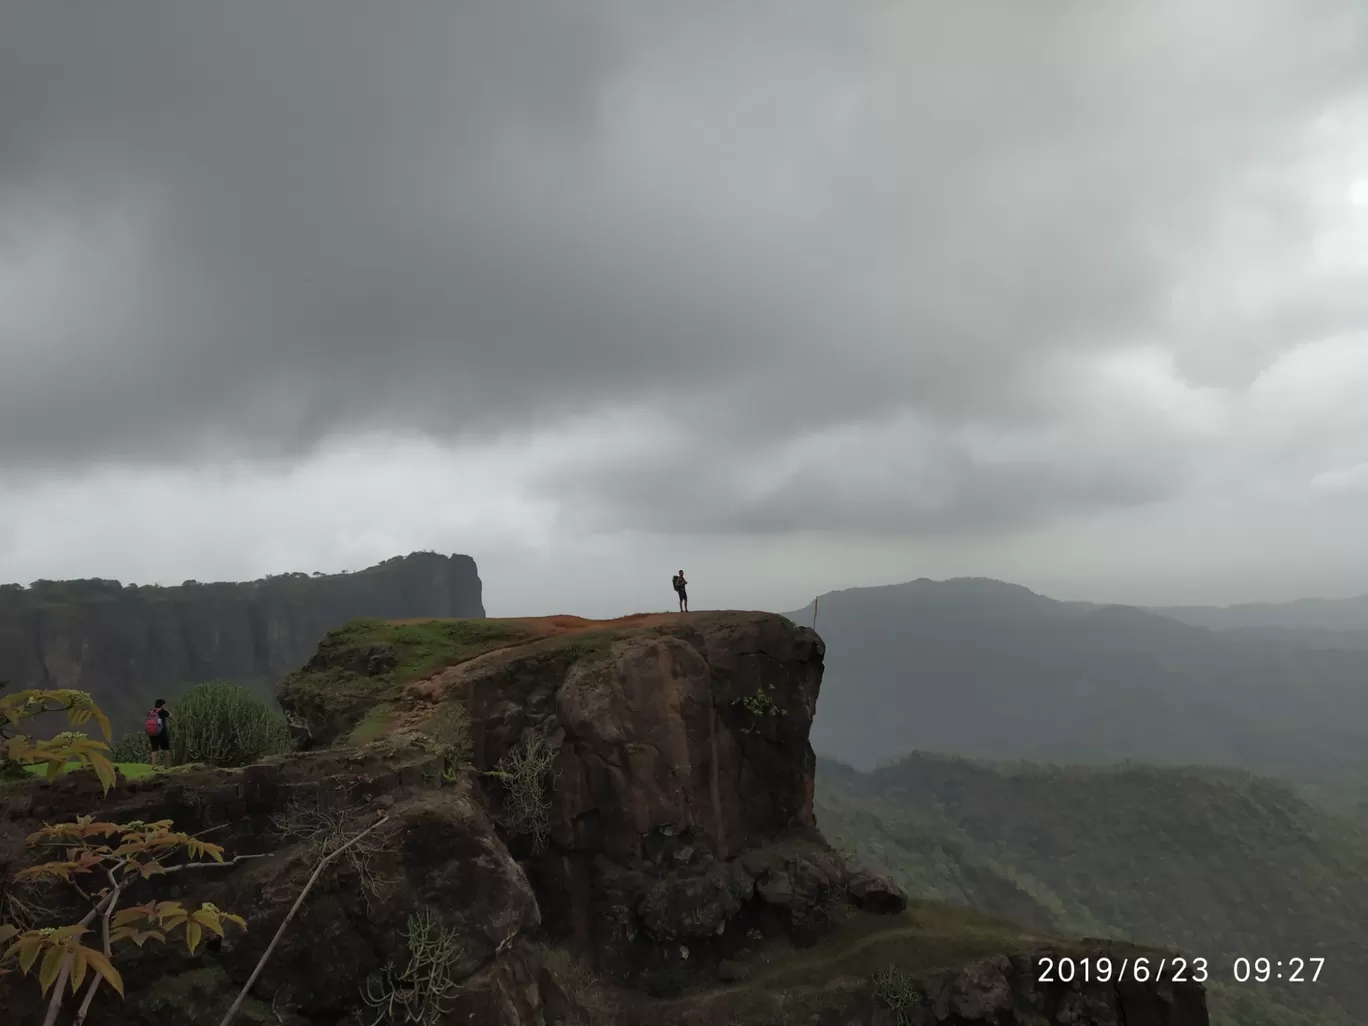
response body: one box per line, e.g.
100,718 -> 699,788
0,552 -> 484,729
278,611 -> 834,986
0,611 -> 1209,1026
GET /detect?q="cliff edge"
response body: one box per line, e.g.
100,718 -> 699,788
0,611 -> 1209,1026
0,552 -> 484,729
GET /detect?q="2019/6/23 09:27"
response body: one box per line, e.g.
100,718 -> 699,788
1036,954 -> 1328,985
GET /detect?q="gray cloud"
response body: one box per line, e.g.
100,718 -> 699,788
3,0 -> 1368,540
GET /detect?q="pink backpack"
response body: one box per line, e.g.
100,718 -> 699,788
145,709 -> 162,736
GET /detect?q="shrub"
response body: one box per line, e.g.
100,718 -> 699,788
871,964 -> 923,1026
539,947 -> 620,1026
272,800 -> 395,911
486,733 -> 558,851
734,682 -> 784,733
426,700 -> 471,778
110,729 -> 151,764
170,681 -> 293,767
359,908 -> 463,1025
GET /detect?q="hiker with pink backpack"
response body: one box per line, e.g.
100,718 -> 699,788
144,698 -> 171,766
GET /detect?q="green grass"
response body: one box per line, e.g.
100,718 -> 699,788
549,628 -> 629,662
278,617 -> 539,745
742,904 -> 1047,992
332,617 -> 537,681
22,761 -> 161,781
347,702 -> 397,745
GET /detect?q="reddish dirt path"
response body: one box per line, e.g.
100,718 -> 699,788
504,612 -> 686,634
388,611 -> 694,639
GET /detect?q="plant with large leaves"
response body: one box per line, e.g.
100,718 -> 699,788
0,685 -> 252,1025
0,684 -> 117,789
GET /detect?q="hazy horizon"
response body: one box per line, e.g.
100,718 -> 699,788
6,553 -> 1367,622
4,2 -> 1367,618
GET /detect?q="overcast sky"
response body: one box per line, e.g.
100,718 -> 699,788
3,1 -> 1368,617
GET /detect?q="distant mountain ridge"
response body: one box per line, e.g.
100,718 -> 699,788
789,576 -> 1368,806
1151,593 -> 1368,632
1149,593 -> 1368,650
0,551 -> 484,731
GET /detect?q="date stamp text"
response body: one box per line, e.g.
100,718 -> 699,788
1036,955 -> 1328,985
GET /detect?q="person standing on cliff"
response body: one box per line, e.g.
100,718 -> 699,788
672,570 -> 689,613
145,698 -> 171,767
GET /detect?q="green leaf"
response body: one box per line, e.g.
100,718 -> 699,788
87,750 -> 117,794
69,945 -> 88,992
16,936 -> 43,975
90,705 -> 113,742
184,920 -> 202,955
37,945 -> 65,995
82,947 -> 124,997
192,907 -> 224,937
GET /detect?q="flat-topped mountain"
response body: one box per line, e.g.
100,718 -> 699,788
0,551 -> 484,729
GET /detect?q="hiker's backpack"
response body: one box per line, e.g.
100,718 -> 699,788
672,574 -> 681,591
144,709 -> 163,736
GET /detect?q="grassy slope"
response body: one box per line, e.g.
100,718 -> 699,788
742,904 -> 1049,990
816,754 -> 1368,1025
278,617 -> 539,744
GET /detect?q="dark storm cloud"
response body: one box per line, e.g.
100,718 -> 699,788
2,1 -> 1366,532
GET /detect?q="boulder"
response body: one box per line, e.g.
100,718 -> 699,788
849,869 -> 909,914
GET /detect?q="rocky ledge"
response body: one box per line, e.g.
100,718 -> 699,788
0,611 -> 1208,1025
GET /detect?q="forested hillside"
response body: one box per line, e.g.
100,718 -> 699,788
816,754 -> 1368,1026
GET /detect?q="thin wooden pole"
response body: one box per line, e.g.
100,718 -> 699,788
811,595 -> 818,631
219,814 -> 390,1026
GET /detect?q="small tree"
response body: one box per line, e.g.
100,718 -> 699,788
0,686 -> 250,1026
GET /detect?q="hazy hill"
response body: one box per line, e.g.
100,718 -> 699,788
1151,593 -> 1368,633
790,578 -> 1368,806
0,551 -> 484,731
816,753 -> 1368,1025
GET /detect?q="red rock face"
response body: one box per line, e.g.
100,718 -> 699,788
427,611 -> 831,978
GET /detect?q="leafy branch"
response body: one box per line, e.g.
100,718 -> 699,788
0,689 -> 253,1026
0,815 -> 253,1025
0,685 -> 116,789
